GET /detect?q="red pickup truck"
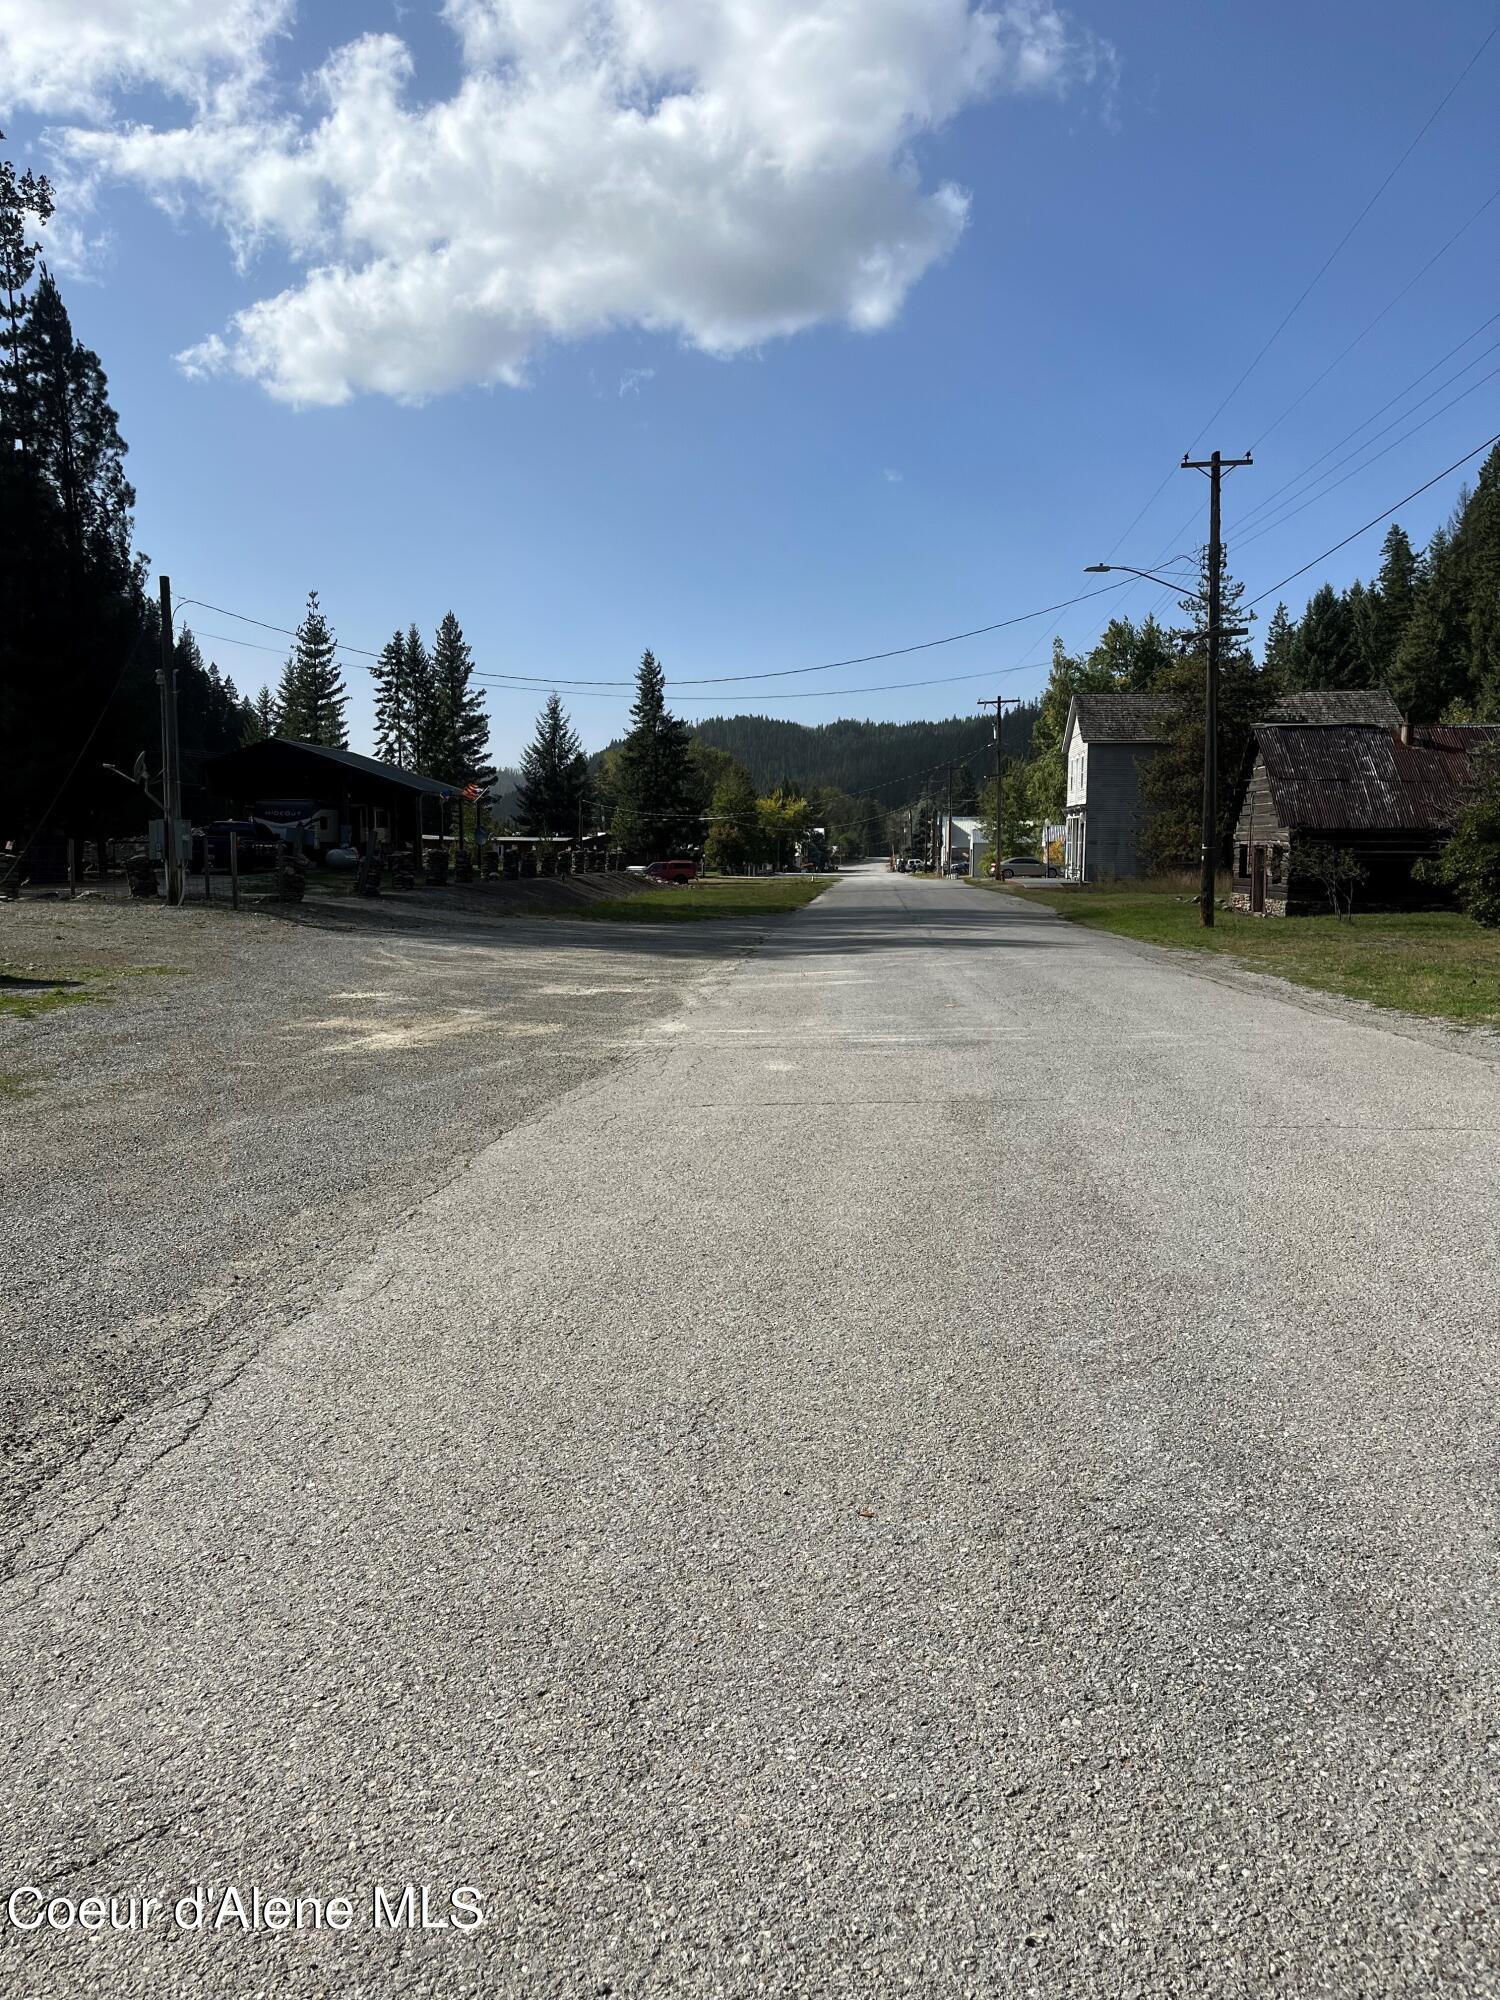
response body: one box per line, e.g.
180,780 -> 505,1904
643,859 -> 699,884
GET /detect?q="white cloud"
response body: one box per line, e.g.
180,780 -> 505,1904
13,1 -> 1117,406
618,367 -> 655,397
0,0 -> 290,117
883,467 -> 904,483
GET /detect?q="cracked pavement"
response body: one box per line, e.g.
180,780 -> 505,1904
2,868 -> 1498,1997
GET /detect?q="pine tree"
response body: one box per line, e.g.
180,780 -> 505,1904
372,630 -> 414,767
1391,528 -> 1467,719
276,592 -> 347,746
2,153 -> 152,846
1454,447 -> 1500,717
1262,603 -> 1298,691
610,649 -> 698,859
516,693 -> 587,836
430,611 -> 491,785
1290,583 -> 1360,690
952,761 -> 980,812
1353,524 -> 1420,686
250,685 -> 278,740
0,154 -> 53,464
404,624 -> 438,772
20,272 -> 137,580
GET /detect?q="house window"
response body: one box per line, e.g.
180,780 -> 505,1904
1237,844 -> 1248,878
1271,845 -> 1284,883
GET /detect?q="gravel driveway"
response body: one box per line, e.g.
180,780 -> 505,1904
1,893 -> 757,1562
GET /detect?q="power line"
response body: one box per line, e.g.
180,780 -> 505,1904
179,579 -> 1138,698
669,658 -> 1053,706
1244,428 -> 1500,608
1188,20 -> 1498,453
1231,361 -> 1500,553
1246,179 -> 1500,453
1230,313 -> 1500,533
1106,29 -> 1496,564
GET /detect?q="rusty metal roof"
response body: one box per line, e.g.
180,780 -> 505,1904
1256,723 -> 1500,834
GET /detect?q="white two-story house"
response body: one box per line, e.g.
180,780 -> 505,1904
1062,693 -> 1174,882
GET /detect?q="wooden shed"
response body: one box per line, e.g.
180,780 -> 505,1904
1231,689 -> 1497,914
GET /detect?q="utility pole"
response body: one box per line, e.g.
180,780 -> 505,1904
1181,451 -> 1252,927
945,764 -> 953,875
980,695 -> 1022,875
157,575 -> 184,906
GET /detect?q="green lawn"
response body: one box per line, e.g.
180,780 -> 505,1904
969,876 -> 1500,1026
569,874 -> 836,922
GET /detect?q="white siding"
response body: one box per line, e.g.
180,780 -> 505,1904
1065,724 -> 1088,809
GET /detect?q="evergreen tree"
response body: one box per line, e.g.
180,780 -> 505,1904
170,629 -> 250,809
276,592 -> 347,746
1,146 -> 151,848
372,629 -> 415,767
404,624 -> 438,772
952,761 -> 980,812
1141,547 -> 1263,873
0,153 -> 53,464
1290,583 -> 1360,690
430,610 -> 491,785
1437,741 -> 1500,926
1355,524 -> 1421,685
1391,527 -> 1468,720
1026,636 -> 1119,823
21,272 -> 137,579
250,685 -> 278,740
1453,448 -> 1500,717
610,650 -> 698,858
1262,603 -> 1298,690
516,693 -> 587,835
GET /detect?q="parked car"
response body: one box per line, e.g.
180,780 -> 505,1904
996,854 -> 1047,880
643,858 -> 699,884
946,854 -> 970,876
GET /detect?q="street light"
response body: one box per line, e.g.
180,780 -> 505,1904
1083,561 -> 1194,595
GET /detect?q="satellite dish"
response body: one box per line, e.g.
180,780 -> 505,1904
133,752 -> 147,784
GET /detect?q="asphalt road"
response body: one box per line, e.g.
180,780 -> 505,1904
3,868 -> 1497,1997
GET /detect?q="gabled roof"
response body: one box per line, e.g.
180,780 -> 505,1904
208,737 -> 460,799
1261,687 -> 1402,727
1256,722 -> 1499,834
1068,692 -> 1175,744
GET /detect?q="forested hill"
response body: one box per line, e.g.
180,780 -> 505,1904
684,707 -> 1039,802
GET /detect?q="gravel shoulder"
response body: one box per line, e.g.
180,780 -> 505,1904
0,894 -> 763,1564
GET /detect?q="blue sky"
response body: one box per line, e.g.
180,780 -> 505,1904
4,1 -> 1497,761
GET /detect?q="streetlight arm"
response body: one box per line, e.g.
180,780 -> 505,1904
1084,562 -> 1195,594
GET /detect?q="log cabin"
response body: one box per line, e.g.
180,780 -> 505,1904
1231,689 -> 1498,914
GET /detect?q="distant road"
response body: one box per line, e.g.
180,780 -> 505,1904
4,871 -> 1497,1997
